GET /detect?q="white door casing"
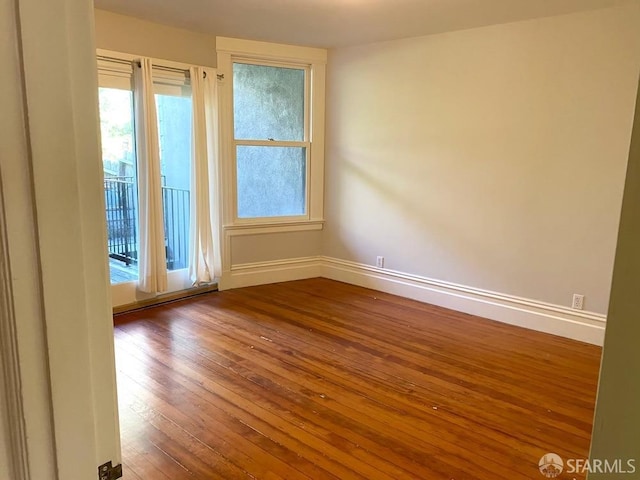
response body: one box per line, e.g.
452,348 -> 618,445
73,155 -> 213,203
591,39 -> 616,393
0,174 -> 28,480
0,0 -> 55,477
0,0 -> 122,478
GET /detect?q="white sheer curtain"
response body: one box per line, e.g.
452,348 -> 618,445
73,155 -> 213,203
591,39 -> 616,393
134,57 -> 168,293
189,66 -> 222,285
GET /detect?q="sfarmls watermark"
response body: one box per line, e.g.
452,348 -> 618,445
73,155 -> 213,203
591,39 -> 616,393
539,453 -> 636,478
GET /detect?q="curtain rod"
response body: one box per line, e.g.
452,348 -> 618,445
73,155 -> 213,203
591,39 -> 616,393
97,55 -> 224,80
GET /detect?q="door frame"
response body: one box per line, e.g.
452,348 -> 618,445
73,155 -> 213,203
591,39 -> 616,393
0,174 -> 30,480
0,0 -> 122,478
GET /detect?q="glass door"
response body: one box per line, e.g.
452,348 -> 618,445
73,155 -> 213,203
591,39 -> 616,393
97,60 -> 194,306
154,71 -> 193,293
98,84 -> 140,287
154,78 -> 192,275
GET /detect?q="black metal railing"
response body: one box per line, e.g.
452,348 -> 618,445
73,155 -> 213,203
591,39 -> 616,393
105,177 -> 138,265
162,186 -> 190,271
104,177 -> 190,271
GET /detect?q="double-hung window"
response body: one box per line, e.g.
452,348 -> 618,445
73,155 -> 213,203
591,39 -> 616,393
233,61 -> 309,219
217,37 -> 327,229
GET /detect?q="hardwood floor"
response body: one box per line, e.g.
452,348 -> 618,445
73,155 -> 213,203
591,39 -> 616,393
114,278 -> 602,480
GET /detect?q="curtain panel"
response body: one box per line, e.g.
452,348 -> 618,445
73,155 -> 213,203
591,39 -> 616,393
133,57 -> 168,293
189,66 -> 222,286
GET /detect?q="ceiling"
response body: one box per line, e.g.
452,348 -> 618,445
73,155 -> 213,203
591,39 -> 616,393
93,0 -> 634,48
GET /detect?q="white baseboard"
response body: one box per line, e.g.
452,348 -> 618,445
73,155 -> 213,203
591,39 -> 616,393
224,255 -> 607,345
321,257 -> 606,346
226,256 -> 322,289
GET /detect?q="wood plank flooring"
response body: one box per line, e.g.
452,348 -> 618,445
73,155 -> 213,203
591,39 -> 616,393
114,278 -> 602,480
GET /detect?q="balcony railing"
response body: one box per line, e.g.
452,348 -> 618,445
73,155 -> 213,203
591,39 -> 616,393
104,177 -> 189,273
105,177 -> 137,265
162,185 -> 189,270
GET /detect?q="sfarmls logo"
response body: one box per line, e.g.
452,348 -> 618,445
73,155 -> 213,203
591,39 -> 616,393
539,453 -> 636,478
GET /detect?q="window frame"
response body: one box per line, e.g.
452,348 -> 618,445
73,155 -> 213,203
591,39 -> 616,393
232,58 -> 311,221
217,37 -> 327,232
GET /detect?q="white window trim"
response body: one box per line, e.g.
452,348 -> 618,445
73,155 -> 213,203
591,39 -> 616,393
216,37 -> 327,233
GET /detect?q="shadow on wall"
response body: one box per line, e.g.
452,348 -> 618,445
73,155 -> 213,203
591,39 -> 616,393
323,148 -> 514,288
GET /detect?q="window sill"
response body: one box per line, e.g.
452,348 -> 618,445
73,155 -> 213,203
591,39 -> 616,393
223,220 -> 324,236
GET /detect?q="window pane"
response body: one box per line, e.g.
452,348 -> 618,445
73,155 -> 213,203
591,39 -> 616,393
233,63 -> 305,141
155,90 -> 192,271
98,87 -> 139,285
237,146 -> 306,218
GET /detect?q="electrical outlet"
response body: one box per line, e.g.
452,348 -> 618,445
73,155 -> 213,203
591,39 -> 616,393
376,256 -> 384,268
572,294 -> 584,310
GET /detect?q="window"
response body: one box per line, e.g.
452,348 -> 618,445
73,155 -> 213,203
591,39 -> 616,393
233,62 -> 308,218
217,37 -> 327,229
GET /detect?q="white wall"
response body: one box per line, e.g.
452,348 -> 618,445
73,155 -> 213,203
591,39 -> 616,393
324,4 -> 640,315
231,231 -> 322,265
94,9 -> 218,67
